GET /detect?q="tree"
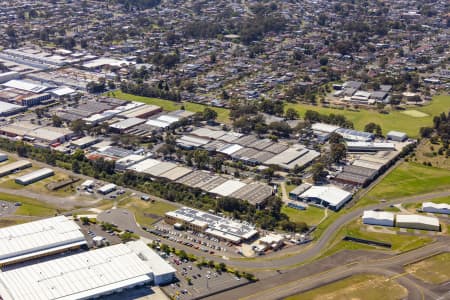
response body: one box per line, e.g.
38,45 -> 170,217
312,162 -> 327,183
328,132 -> 343,144
71,160 -> 80,173
420,127 -> 433,138
330,143 -> 347,163
193,149 -> 209,169
52,115 -> 63,127
202,107 -> 218,121
70,119 -> 87,135
285,108 -> 299,120
364,122 -> 383,137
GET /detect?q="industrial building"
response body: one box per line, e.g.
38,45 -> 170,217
362,210 -> 395,227
115,154 -> 151,171
0,101 -> 26,116
70,136 -> 101,149
422,202 -> 450,215
264,145 -> 320,170
0,122 -> 74,144
334,165 -> 378,186
346,142 -> 396,152
109,117 -> 146,133
165,207 -> 258,244
396,214 -> 440,231
0,216 -> 86,267
289,184 -> 312,200
0,152 -> 8,163
335,128 -> 374,142
15,168 -> 54,185
0,240 -> 175,300
311,123 -> 340,141
297,185 -> 352,211
0,160 -> 32,177
98,183 -> 117,194
387,131 -> 408,142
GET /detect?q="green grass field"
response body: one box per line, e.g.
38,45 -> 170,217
285,94 -> 450,137
282,205 -> 328,226
118,197 -> 178,228
320,218 -> 432,258
0,192 -> 57,217
107,90 -> 231,123
286,274 -> 408,300
405,253 -> 450,284
357,162 -> 450,207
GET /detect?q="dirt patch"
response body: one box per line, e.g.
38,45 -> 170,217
401,110 -> 428,117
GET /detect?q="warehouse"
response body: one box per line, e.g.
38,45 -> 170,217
126,158 -> 161,173
387,131 -> 408,142
70,136 -> 101,149
336,128 -> 374,142
264,145 -> 320,170
109,117 -> 146,133
396,214 -> 440,231
362,210 -> 395,227
0,101 -> 26,116
311,123 -> 340,141
176,135 -> 210,149
209,179 -> 247,197
0,216 -> 86,267
15,168 -> 54,185
118,104 -> 162,119
229,182 -> 273,206
0,240 -> 175,300
159,166 -> 192,181
422,202 -> 450,215
143,161 -> 177,177
191,127 -> 227,140
298,185 -> 352,211
289,184 -> 312,200
334,165 -> 378,186
346,142 -> 396,152
98,183 -> 117,194
0,160 -> 32,177
165,207 -> 258,244
115,154 -> 151,171
0,152 -> 8,162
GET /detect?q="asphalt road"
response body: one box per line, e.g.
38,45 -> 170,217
206,241 -> 450,300
98,190 -> 450,271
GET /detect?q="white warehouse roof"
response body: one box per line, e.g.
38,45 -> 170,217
0,216 -> 86,266
362,210 -> 395,225
300,185 -> 352,208
0,241 -> 175,300
422,202 -> 450,214
15,168 -> 54,185
311,123 -> 340,133
209,180 -> 247,196
396,214 -> 440,227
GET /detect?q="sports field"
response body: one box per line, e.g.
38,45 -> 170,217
285,94 -> 449,137
106,90 -> 231,123
357,162 -> 450,207
286,274 -> 408,300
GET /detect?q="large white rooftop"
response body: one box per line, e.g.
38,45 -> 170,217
0,216 -> 85,265
300,185 -> 352,207
0,241 -> 174,300
209,180 -> 246,197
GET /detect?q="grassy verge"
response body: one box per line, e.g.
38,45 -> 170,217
118,197 -> 178,228
106,90 -> 231,123
286,274 -> 408,300
405,252 -> 450,284
285,94 -> 449,137
0,192 -> 58,217
356,162 -> 450,208
319,219 -> 432,258
282,205 -> 328,226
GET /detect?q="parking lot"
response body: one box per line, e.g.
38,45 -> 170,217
74,219 -> 122,247
0,200 -> 19,217
151,221 -> 240,256
162,253 -> 249,300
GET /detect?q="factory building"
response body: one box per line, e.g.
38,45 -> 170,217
0,160 -> 32,178
396,214 -> 440,231
165,207 -> 258,244
386,131 -> 408,142
0,240 -> 175,300
346,142 -> 396,152
0,216 -> 86,267
15,168 -> 54,185
335,128 -> 374,142
0,152 -> 8,163
98,183 -> 117,194
0,101 -> 26,116
297,185 -> 352,211
422,202 -> 450,215
362,210 -> 395,227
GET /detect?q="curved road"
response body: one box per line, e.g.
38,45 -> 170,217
98,190 -> 450,270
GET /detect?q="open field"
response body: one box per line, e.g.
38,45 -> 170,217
405,253 -> 450,284
413,140 -> 450,170
0,217 -> 28,228
285,94 -> 450,137
0,192 -> 57,217
285,274 -> 408,300
403,196 -> 450,211
356,162 -> 450,207
282,205 -> 328,226
107,90 -> 231,123
320,219 -> 432,258
117,197 -> 178,228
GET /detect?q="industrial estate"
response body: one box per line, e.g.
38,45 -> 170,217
0,0 -> 449,300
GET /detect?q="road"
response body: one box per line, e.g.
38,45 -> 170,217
98,190 -> 450,271
205,241 -> 450,300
